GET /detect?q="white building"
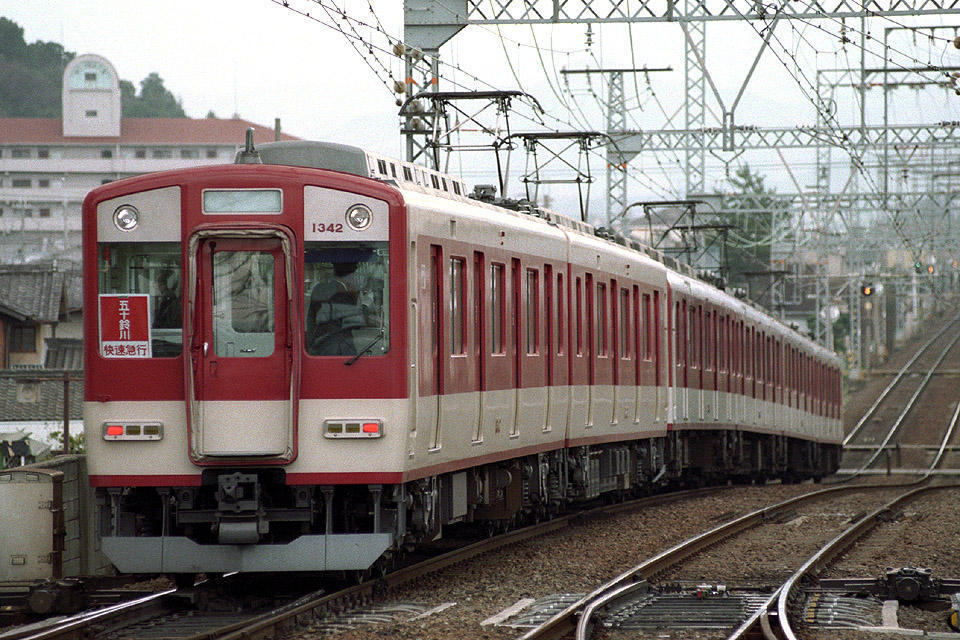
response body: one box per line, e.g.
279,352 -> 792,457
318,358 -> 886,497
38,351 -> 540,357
0,54 -> 296,263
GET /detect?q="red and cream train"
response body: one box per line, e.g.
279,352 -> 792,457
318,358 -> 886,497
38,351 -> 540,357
83,139 -> 841,576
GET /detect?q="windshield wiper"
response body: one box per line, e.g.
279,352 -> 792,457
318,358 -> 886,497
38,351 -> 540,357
345,329 -> 385,366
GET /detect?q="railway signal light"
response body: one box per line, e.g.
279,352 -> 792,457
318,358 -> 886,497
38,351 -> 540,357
914,261 -> 923,273
860,283 -> 874,296
927,264 -> 935,274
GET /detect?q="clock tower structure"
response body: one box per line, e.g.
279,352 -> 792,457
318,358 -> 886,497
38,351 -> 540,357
62,54 -> 121,137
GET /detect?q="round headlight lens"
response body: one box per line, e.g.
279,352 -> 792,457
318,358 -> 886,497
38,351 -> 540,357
113,205 -> 140,231
345,204 -> 372,231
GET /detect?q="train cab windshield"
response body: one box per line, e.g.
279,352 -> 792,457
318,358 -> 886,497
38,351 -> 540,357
304,242 -> 389,357
97,242 -> 182,357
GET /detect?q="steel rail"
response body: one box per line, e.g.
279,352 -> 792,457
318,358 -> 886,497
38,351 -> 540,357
927,400 -> 960,473
0,588 -> 176,640
724,415 -> 958,640
205,486 -> 724,640
775,483 -> 960,640
2,487 -> 721,640
523,482 -> 901,640
843,310 -> 960,447
850,329 -> 960,475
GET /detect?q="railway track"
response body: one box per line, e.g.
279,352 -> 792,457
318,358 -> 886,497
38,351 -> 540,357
839,310 -> 960,475
0,487 -> 727,640
517,482 -> 908,640
530,402 -> 960,640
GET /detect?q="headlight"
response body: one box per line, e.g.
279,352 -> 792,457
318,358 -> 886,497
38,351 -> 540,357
113,204 -> 140,231
345,204 -> 372,231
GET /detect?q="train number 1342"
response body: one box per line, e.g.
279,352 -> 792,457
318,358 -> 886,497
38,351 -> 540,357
311,223 -> 344,233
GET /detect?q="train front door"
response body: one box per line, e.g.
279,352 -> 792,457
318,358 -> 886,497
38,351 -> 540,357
188,233 -> 295,459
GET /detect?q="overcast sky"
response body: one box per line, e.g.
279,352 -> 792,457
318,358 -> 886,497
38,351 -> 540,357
5,1 -> 960,217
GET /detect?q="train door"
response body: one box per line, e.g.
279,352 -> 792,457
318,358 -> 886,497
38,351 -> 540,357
549,270 -> 570,433
633,287 -> 644,424
416,244 -> 442,448
653,290 -> 662,423
439,254 -> 479,446
517,263 -> 547,434
586,273 -> 596,427
190,234 -> 295,458
473,252 -> 485,442
569,272 -> 589,430
717,314 -> 728,423
511,258 -> 522,436
614,281 -> 636,427
483,261 -> 514,442
675,298 -> 688,421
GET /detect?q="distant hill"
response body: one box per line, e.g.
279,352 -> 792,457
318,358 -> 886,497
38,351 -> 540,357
0,16 -> 189,118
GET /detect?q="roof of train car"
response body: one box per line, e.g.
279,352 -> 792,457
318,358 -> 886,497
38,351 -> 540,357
87,139 -> 836,366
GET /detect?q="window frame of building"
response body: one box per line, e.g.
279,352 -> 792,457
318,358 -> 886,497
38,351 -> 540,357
11,147 -> 29,159
152,149 -> 173,159
85,110 -> 98,118
37,178 -> 50,188
10,325 -> 37,353
134,149 -> 147,159
37,148 -> 49,159
101,149 -> 113,159
39,208 -> 51,218
205,148 -> 218,159
180,148 -> 199,159
11,178 -> 31,188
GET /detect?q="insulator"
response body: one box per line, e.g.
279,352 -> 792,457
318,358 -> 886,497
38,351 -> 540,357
392,42 -> 406,57
393,80 -> 405,94
408,100 -> 424,114
954,35 -> 960,49
411,117 -> 424,130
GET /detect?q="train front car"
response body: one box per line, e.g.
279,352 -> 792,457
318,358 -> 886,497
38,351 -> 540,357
83,150 -> 407,575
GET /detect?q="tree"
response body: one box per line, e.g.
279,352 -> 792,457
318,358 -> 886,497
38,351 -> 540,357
0,17 -> 72,117
121,72 -> 186,117
716,163 -> 790,293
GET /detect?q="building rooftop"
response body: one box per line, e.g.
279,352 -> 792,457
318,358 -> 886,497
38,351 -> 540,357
0,371 -> 82,422
0,264 -> 65,323
0,117 -> 297,145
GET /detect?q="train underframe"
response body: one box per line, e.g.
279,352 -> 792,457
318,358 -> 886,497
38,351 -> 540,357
96,430 -> 839,576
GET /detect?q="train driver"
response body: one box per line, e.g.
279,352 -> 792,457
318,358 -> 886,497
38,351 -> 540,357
306,260 -> 369,355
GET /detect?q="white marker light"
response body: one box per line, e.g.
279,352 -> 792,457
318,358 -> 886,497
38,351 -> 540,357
345,204 -> 372,231
113,205 -> 140,231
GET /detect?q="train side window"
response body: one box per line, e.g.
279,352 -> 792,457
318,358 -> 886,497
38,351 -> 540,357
597,282 -> 607,357
305,242 -> 390,357
703,311 -> 713,369
377,159 -> 387,175
526,268 -> 539,354
452,182 -> 461,196
474,252 -> 485,357
689,306 -> 697,369
389,163 -> 398,178
97,242 -> 182,357
642,293 -> 652,360
556,273 -> 565,355
675,301 -> 682,366
403,166 -> 413,181
575,277 -> 583,356
431,174 -> 441,189
450,257 -> 466,355
490,263 -> 504,354
619,288 -> 630,359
